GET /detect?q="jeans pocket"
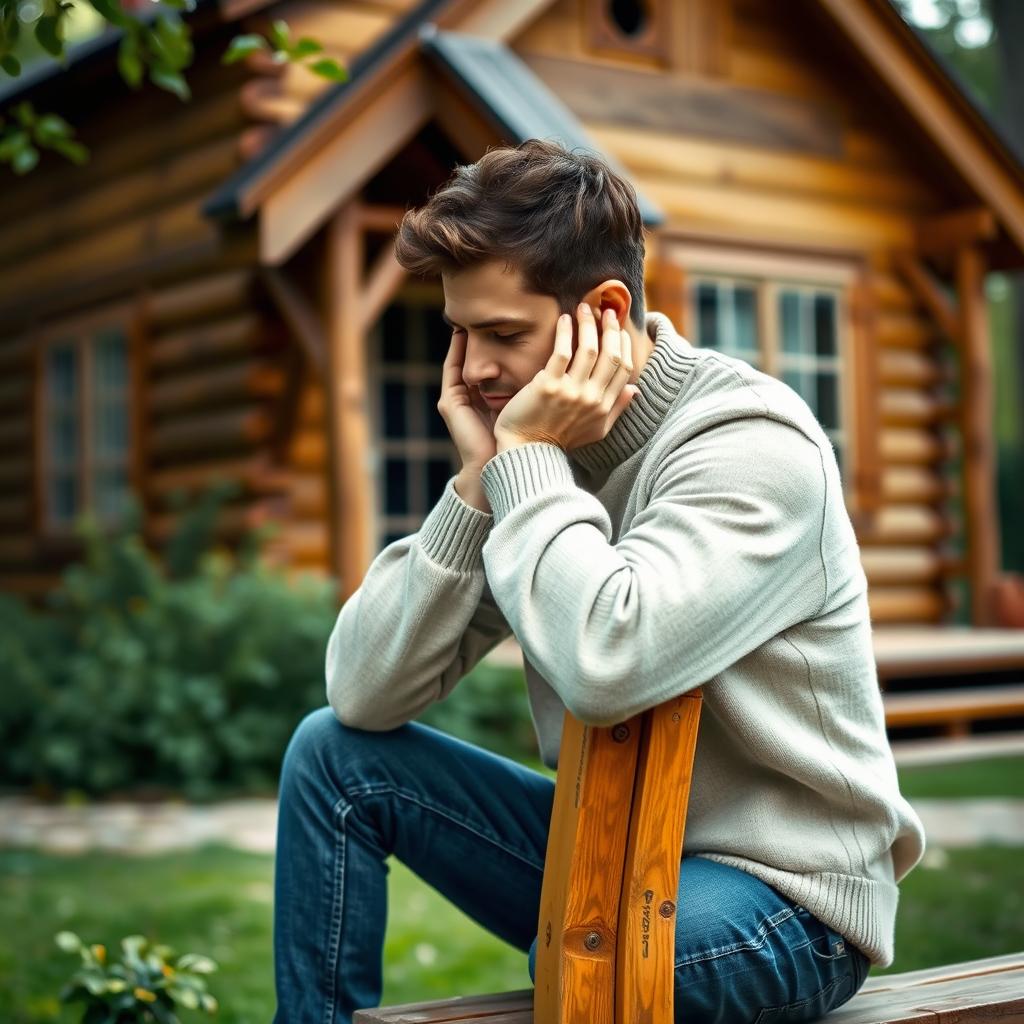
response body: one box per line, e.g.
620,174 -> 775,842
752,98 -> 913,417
751,973 -> 853,1024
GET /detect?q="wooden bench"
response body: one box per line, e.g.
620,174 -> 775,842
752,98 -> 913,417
354,690 -> 1024,1023
883,684 -> 1024,738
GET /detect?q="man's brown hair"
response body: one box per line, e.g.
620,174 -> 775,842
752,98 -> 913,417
393,138 -> 648,330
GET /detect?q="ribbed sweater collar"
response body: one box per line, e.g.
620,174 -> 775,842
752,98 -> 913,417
570,310 -> 698,474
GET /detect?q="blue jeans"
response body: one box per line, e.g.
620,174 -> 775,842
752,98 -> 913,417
272,707 -> 870,1023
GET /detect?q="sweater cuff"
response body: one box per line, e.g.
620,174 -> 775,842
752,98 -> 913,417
417,475 -> 493,573
480,442 -> 576,522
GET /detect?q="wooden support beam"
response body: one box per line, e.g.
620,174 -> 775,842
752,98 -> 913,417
917,207 -> 998,257
260,267 -> 327,374
360,240 -> 408,335
849,271 -> 882,525
893,250 -> 959,342
956,245 -> 1001,626
325,203 -> 375,601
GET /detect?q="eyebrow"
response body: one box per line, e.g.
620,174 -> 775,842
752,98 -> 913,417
442,310 -> 535,330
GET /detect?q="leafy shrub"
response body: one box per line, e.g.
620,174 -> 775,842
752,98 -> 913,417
0,482 -> 538,799
55,930 -> 218,1023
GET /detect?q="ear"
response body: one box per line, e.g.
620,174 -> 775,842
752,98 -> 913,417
589,280 -> 631,325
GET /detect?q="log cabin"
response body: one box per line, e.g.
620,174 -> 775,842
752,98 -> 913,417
2,0 -> 1024,690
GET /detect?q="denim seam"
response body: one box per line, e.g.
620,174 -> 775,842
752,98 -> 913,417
673,905 -> 798,970
753,973 -> 850,1023
345,782 -> 546,873
322,795 -> 351,1024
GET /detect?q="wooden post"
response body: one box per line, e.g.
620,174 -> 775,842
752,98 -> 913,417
956,244 -> 1000,626
325,203 -> 374,602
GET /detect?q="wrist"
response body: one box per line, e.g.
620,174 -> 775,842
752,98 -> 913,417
454,470 -> 492,514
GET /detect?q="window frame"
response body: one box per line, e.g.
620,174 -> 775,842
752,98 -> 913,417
670,241 -> 863,500
33,298 -> 145,540
367,290 -> 460,552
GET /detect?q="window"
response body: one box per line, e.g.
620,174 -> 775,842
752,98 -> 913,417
37,308 -> 136,533
369,303 -> 459,551
690,273 -> 848,475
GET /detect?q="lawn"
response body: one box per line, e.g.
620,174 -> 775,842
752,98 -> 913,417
1,756 -> 1021,1022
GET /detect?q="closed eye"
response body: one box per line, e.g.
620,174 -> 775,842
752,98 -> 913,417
492,331 -> 522,342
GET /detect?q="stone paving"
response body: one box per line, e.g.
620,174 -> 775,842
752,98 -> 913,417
1,794 -> 1022,855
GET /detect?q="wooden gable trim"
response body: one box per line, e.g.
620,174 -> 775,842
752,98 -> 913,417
233,0 -> 554,227
817,0 -> 1024,258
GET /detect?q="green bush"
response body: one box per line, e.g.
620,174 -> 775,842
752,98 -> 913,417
0,482 -> 537,800
0,483 -> 338,800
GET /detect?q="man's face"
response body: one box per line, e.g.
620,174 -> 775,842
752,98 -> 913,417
441,260 -> 567,424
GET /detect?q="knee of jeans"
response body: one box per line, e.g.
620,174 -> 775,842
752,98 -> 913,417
281,705 -> 358,782
528,935 -> 538,984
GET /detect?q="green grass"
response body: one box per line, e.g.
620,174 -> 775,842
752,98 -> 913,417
1,754 -> 1021,1020
896,755 -> 1024,800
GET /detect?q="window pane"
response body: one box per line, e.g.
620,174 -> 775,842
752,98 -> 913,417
814,294 -> 837,356
425,311 -> 453,363
782,369 -> 804,400
734,286 -> 758,352
94,467 -> 130,520
381,381 -> 407,439
380,305 -> 406,362
384,458 -> 409,515
47,344 -> 77,402
95,330 -> 127,391
50,474 -> 77,523
426,458 -> 453,508
94,401 -> 128,458
49,411 -> 78,462
816,373 -> 839,429
422,383 -> 449,439
780,291 -> 805,354
696,282 -> 719,348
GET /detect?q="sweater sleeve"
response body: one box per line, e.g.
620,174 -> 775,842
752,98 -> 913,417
478,418 -> 829,727
325,475 -> 512,731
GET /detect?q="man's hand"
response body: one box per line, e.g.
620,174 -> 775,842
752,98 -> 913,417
493,303 -> 638,454
437,326 -> 498,473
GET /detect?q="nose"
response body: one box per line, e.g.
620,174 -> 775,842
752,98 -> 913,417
460,333 -> 503,390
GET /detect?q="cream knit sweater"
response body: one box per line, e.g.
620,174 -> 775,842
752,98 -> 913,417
325,310 -> 927,968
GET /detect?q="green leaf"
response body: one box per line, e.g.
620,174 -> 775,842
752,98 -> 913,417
55,931 -> 83,953
118,33 -> 143,88
13,141 -> 40,174
290,36 -> 323,58
13,101 -> 34,126
174,953 -> 217,974
221,33 -> 268,64
34,15 -> 64,57
168,985 -> 200,1009
149,67 -> 190,101
149,14 -> 192,68
307,57 -> 348,82
86,0 -> 133,29
50,137 -> 89,164
1,53 -> 21,77
34,113 -> 71,142
0,130 -> 30,159
268,18 -> 290,52
200,993 -> 218,1013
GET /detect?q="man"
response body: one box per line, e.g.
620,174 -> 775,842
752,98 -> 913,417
271,139 -> 926,1023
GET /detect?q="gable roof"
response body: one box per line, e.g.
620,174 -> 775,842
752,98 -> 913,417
5,0 -> 1024,264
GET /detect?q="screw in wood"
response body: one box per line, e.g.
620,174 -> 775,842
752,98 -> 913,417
584,931 -> 602,950
611,724 -> 630,742
659,901 -> 675,918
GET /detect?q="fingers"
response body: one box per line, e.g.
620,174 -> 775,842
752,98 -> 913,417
567,303 -> 600,383
441,327 -> 468,392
